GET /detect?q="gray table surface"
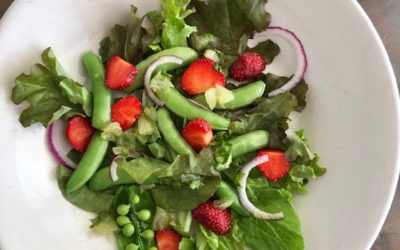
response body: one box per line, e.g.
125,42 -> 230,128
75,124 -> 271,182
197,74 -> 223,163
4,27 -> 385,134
0,0 -> 399,249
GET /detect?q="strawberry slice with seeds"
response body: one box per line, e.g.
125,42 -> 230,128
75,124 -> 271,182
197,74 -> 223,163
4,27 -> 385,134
106,56 -> 137,90
181,58 -> 225,95
257,149 -> 290,181
156,229 -> 182,250
192,200 -> 232,235
111,96 -> 142,130
181,118 -> 213,151
66,116 -> 95,153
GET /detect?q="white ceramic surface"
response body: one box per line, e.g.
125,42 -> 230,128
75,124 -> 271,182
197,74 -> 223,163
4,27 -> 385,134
0,0 -> 398,249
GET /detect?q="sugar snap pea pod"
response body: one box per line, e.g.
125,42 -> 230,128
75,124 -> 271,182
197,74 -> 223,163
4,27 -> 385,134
194,81 -> 266,110
155,87 -> 231,130
83,52 -> 112,129
157,108 -> 195,155
66,132 -> 109,193
89,167 -> 135,191
89,167 -> 158,191
215,181 -> 249,216
125,47 -> 198,92
229,130 -> 269,158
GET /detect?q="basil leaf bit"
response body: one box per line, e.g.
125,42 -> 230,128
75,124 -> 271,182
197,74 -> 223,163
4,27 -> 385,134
12,48 -> 91,127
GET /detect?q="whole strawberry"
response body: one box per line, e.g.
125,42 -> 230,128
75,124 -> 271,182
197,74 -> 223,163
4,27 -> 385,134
192,200 -> 232,235
230,52 -> 266,81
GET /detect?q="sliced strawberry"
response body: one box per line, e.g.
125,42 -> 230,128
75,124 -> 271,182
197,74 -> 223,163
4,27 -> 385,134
192,200 -> 232,235
230,52 -> 266,81
181,118 -> 213,151
106,55 -> 137,90
156,229 -> 182,250
111,96 -> 142,130
66,116 -> 95,153
257,149 -> 290,181
181,58 -> 225,95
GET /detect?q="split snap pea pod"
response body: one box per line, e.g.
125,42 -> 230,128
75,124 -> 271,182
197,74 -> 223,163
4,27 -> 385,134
82,52 -> 112,129
156,87 -> 231,130
125,47 -> 198,92
216,181 -> 249,216
66,132 -> 109,193
229,130 -> 269,158
194,81 -> 266,110
89,167 -> 134,191
156,108 -> 195,155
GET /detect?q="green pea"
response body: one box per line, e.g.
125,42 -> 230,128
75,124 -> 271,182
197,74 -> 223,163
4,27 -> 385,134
136,209 -> 151,221
194,81 -> 266,110
117,204 -> 131,216
116,216 -> 131,226
148,247 -> 158,250
65,132 -> 109,193
125,243 -> 139,250
125,47 -> 198,92
156,108 -> 194,155
122,224 -> 135,237
141,229 -> 155,239
229,130 -> 269,158
154,87 -> 230,130
130,194 -> 140,205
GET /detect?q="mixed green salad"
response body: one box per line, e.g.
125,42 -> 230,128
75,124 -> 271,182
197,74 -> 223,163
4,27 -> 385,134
11,0 -> 326,249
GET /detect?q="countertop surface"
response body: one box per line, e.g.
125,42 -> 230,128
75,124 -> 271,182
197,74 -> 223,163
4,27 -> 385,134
0,0 -> 399,249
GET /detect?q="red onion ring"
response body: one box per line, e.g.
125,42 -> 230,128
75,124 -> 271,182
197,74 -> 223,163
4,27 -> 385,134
109,157 -> 119,182
237,154 -> 284,220
46,120 -> 76,170
144,55 -> 184,106
248,26 -> 308,97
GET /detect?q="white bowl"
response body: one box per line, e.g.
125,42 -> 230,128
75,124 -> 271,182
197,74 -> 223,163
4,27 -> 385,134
0,0 -> 398,249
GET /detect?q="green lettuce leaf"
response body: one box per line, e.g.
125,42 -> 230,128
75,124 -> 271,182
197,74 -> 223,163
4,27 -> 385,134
151,149 -> 221,212
151,175 -> 221,212
90,212 -> 119,235
264,73 -> 309,112
11,48 -> 90,127
187,0 -> 270,56
160,0 -> 197,48
228,93 -> 298,146
59,79 -> 92,116
249,40 -> 280,64
57,167 -> 113,213
238,178 -> 304,250
284,155 -> 326,194
118,157 -> 170,184
195,216 -> 244,250
99,6 -> 145,64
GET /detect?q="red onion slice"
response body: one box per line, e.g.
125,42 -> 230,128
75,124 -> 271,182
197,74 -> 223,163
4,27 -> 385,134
237,154 -> 284,220
47,120 -> 76,170
144,55 -> 184,106
109,157 -> 119,182
248,26 -> 308,97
